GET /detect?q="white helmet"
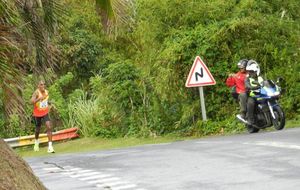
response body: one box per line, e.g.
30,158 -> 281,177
246,60 -> 260,75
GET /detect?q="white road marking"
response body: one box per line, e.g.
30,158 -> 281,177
103,168 -> 121,172
80,174 -> 112,181
70,172 -> 101,178
43,167 -> 61,171
96,180 -> 129,187
88,177 -> 120,184
66,168 -> 81,171
31,165 -> 147,190
60,169 -> 93,177
113,184 -> 137,190
70,169 -> 93,173
243,141 -> 300,150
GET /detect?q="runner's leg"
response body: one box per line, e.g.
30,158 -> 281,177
34,117 -> 42,140
34,117 -> 41,151
44,114 -> 55,153
45,121 -> 52,142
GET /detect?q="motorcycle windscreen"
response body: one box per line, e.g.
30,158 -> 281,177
262,80 -> 276,88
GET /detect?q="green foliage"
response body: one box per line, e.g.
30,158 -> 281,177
87,61 -> 144,137
48,72 -> 74,123
58,0 -> 104,85
23,75 -> 35,118
0,114 -> 29,138
100,61 -> 142,110
1,0 -> 300,138
7,114 -> 21,135
67,92 -> 122,138
0,119 -> 5,137
67,93 -> 101,137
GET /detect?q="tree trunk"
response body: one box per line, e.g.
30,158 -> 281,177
0,139 -> 46,190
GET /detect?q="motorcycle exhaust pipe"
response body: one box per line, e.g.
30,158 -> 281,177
236,115 -> 258,128
236,115 -> 248,124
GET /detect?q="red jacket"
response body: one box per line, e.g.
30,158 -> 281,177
226,71 -> 247,94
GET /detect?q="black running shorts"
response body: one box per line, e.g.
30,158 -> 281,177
33,114 -> 50,127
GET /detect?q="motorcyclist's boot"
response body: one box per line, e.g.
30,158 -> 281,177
247,117 -> 258,128
247,119 -> 254,125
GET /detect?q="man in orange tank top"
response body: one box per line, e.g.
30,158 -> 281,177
31,80 -> 55,153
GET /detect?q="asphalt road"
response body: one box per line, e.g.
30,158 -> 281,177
26,127 -> 300,190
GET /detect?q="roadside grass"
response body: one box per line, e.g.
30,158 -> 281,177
16,119 -> 299,158
285,119 -> 300,128
16,135 -> 190,158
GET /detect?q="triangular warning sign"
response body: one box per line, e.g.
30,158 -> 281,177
185,56 -> 216,87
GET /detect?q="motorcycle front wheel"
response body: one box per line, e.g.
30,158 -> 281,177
272,106 -> 285,130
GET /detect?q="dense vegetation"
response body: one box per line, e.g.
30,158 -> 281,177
1,0 -> 299,138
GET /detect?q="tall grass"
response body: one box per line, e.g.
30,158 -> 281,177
67,92 -> 102,137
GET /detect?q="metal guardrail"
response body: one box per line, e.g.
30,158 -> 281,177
4,127 -> 79,148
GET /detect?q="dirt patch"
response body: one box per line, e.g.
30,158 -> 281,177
0,139 -> 46,190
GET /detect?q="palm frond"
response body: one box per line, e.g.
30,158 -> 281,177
95,0 -> 135,35
0,0 -> 64,119
17,0 -> 59,75
41,0 -> 66,35
0,0 -> 26,117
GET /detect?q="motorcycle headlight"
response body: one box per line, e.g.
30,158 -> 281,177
267,91 -> 280,97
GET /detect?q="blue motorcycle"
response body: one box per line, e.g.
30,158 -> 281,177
246,79 -> 285,133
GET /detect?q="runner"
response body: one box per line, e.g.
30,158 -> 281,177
31,80 -> 55,153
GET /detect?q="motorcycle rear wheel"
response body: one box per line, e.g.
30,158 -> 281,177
272,106 -> 285,130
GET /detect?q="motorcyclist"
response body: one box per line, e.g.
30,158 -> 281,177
245,60 -> 264,125
226,59 -> 248,122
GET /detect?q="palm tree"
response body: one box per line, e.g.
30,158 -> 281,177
0,0 -> 134,118
0,1 -> 54,188
1,0 -> 64,119
0,0 -> 134,187
95,0 -> 135,35
0,0 -> 135,130
0,0 -> 25,117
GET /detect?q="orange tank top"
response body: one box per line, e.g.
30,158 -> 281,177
33,90 -> 49,117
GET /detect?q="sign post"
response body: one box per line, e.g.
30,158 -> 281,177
198,86 -> 207,121
185,56 -> 216,121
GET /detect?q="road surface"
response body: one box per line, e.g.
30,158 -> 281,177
26,127 -> 300,190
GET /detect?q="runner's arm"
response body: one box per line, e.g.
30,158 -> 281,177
30,91 -> 41,104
